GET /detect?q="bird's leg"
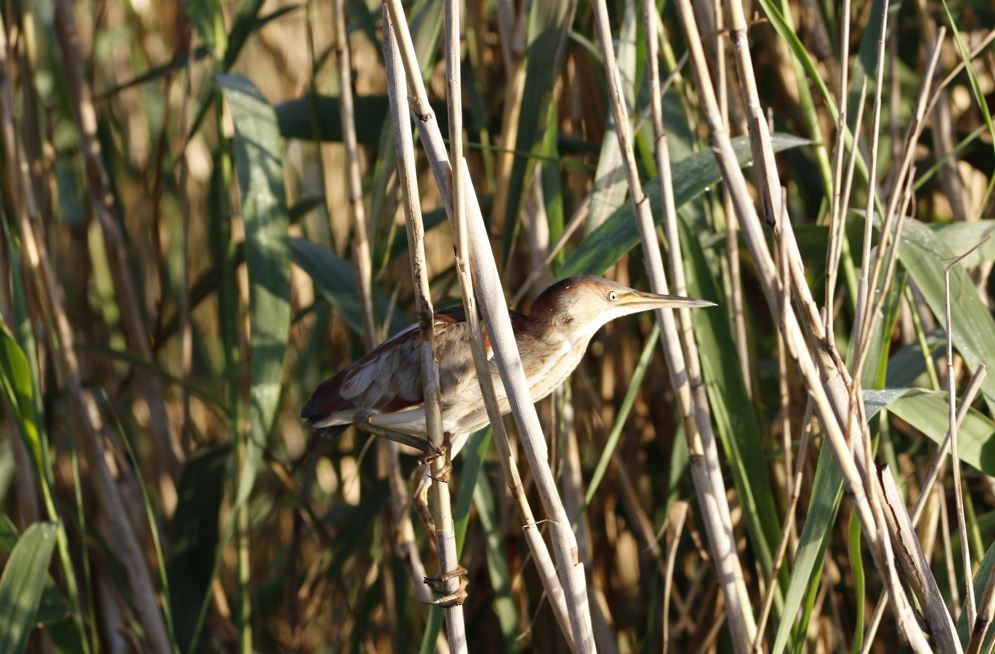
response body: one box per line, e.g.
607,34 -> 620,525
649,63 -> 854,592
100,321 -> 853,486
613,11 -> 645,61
411,433 -> 456,555
351,410 -> 440,457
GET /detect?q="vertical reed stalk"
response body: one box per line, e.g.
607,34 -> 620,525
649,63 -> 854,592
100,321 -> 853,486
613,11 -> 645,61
384,2 -> 594,648
674,1 -> 932,647
332,0 -> 376,348
52,0 -> 181,501
598,1 -> 758,649
384,15 -> 468,652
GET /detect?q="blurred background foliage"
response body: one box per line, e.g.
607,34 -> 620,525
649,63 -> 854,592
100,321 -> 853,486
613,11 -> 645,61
0,0 -> 993,652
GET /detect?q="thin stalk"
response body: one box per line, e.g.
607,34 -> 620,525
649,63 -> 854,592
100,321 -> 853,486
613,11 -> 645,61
662,501 -> 689,654
861,363 -> 986,644
383,20 -> 468,653
878,465 -> 961,653
824,0 -> 853,336
854,0 -> 891,352
603,0 -> 758,648
333,0 -> 431,619
0,10 -> 169,653
968,557 -> 995,654
674,1 -> 930,647
851,34 -> 946,384
332,0 -> 377,348
52,0 -> 181,494
383,2 -> 588,648
947,248 -> 980,627
753,402 -> 814,651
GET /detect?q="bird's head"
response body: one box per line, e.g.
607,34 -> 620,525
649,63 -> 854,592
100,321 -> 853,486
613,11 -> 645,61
529,276 -> 715,341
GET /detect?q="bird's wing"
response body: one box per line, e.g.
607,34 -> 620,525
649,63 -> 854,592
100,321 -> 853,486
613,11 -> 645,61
301,309 -> 475,427
483,311 -> 532,373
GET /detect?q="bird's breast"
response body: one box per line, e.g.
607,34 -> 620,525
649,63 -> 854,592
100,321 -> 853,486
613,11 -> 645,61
516,334 -> 590,404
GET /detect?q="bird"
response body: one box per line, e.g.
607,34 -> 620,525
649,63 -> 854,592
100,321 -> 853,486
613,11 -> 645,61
300,275 -> 714,456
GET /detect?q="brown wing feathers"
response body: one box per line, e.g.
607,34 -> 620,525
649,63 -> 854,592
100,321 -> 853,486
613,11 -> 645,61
301,308 -> 474,428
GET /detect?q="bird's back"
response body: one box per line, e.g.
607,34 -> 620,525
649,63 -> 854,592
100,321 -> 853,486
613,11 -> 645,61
301,308 -> 503,433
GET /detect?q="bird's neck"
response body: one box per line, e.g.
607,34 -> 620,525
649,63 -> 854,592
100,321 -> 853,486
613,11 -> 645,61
534,319 -> 602,355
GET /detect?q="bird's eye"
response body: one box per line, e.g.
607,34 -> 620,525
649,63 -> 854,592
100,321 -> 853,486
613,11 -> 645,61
607,290 -> 618,302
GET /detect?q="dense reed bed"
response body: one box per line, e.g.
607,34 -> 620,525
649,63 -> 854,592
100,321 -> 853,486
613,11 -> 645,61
0,0 -> 994,652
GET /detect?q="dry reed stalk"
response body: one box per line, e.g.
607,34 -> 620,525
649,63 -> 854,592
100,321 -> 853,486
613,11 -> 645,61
946,242 -> 988,627
854,0 -> 891,351
461,162 -> 596,651
675,0 -> 933,647
52,0 -> 181,501
866,366 -> 988,643
851,34 -> 945,387
596,1 -> 758,649
925,29 -> 995,122
0,19 -> 173,654
825,77 -> 868,335
713,4 -> 753,399
662,501 -> 689,654
440,0 -> 578,645
330,0 -> 433,609
331,0 -> 376,348
824,0 -> 853,335
753,402 -> 814,650
911,0 -> 970,223
968,559 -> 995,654
384,18 -> 468,652
840,367 -> 988,644
382,2 -> 593,648
879,466 -> 961,652
385,442 -> 434,603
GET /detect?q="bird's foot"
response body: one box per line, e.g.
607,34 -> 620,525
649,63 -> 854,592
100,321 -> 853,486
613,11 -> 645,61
419,432 -> 453,483
425,566 -> 469,607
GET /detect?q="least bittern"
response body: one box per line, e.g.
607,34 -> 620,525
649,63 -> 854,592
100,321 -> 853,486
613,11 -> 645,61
301,275 -> 713,454
301,275 -> 712,605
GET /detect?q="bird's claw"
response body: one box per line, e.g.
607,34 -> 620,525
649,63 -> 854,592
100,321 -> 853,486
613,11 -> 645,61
419,434 -> 453,483
425,565 -> 469,607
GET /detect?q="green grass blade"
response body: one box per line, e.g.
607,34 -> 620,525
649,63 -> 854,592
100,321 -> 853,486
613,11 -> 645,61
501,0 -> 577,260
0,516 -> 73,630
927,221 -> 995,267
167,445 -> 229,654
865,388 -> 995,475
897,218 -> 995,413
559,133 -> 809,278
290,237 -> 408,337
848,512 -> 865,653
218,73 -> 292,507
772,442 -> 845,654
472,461 -> 520,653
585,324 -> 659,506
680,215 -> 782,589
219,73 -> 291,653
0,522 -> 58,654
0,323 -> 44,479
182,0 -> 227,58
